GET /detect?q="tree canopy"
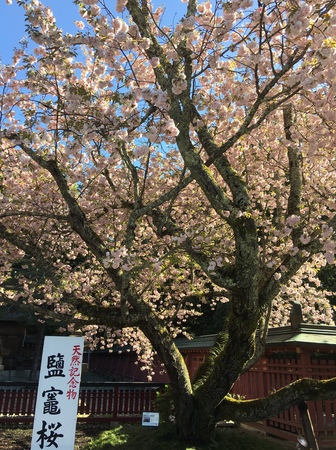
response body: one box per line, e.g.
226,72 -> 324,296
1,0 -> 336,443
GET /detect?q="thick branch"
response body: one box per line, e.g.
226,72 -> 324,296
5,136 -> 123,286
217,377 -> 336,423
284,104 -> 302,219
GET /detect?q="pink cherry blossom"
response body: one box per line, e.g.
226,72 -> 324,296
1,0 -> 336,442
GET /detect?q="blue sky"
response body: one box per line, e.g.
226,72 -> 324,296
0,1 -> 187,64
0,1 -> 81,64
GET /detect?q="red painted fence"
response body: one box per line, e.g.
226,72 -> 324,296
1,351 -> 335,448
231,349 -> 336,446
0,382 -> 165,423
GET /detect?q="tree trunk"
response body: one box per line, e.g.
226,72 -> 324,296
29,323 -> 45,381
173,395 -> 217,444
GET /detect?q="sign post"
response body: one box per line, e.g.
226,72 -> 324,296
31,336 -> 84,450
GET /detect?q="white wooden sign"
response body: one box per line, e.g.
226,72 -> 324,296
31,336 -> 84,450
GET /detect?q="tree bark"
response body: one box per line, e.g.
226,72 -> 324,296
173,395 -> 217,444
161,375 -> 336,445
29,323 -> 45,382
216,377 -> 336,423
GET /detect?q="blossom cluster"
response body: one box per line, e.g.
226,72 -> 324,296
1,0 -> 336,371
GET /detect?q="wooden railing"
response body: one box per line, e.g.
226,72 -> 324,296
2,353 -> 335,446
0,382 -> 166,423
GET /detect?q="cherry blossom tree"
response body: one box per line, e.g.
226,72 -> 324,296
1,0 -> 336,443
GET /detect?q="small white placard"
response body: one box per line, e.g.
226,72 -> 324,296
142,412 -> 160,427
31,336 -> 84,450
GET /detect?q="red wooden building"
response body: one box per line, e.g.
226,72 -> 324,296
175,324 -> 336,448
88,323 -> 336,447
231,324 -> 336,448
1,308 -> 335,446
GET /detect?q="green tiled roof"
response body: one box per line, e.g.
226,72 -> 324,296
175,334 -> 216,350
175,324 -> 336,350
266,324 -> 336,346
